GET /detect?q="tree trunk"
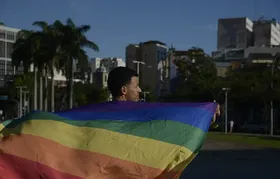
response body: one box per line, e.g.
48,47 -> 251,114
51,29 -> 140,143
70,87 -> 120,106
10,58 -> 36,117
263,99 -> 268,134
69,57 -> 73,109
33,66 -> 38,110
43,66 -> 48,111
39,71 -> 43,111
51,59 -> 55,112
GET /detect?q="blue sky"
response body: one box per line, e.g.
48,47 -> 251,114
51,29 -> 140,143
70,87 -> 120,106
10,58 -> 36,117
1,0 -> 279,59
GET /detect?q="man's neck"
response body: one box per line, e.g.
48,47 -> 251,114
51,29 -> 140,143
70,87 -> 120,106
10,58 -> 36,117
113,96 -> 127,101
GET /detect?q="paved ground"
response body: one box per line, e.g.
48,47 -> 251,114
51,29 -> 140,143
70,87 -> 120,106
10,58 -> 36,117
180,140 -> 280,179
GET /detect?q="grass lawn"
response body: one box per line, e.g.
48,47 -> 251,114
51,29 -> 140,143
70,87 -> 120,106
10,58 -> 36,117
207,132 -> 280,149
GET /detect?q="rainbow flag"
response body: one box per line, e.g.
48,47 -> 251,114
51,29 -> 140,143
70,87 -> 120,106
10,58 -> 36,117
0,101 -> 217,179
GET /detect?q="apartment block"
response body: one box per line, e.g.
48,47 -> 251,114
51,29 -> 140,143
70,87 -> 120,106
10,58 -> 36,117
125,41 -> 170,96
90,57 -> 125,73
245,46 -> 280,64
0,25 -> 21,87
217,17 -> 253,50
253,19 -> 280,47
92,66 -> 108,89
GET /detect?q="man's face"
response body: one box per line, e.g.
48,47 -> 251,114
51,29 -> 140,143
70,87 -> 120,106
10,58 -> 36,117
215,104 -> 220,116
122,76 -> 142,102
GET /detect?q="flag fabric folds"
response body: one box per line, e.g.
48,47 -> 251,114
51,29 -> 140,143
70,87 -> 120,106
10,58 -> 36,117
0,101 -> 217,179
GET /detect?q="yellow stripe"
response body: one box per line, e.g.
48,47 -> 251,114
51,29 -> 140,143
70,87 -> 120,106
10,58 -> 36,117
2,120 -> 193,171
0,123 -> 4,131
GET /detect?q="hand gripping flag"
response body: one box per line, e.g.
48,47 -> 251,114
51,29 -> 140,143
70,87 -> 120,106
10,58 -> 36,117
0,101 -> 217,179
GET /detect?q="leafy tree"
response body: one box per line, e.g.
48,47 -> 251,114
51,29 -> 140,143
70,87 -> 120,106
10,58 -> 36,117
225,63 -> 280,127
167,47 -> 220,102
73,83 -> 109,107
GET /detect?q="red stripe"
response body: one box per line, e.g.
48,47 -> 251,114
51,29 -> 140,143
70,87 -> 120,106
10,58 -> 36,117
0,153 -> 82,179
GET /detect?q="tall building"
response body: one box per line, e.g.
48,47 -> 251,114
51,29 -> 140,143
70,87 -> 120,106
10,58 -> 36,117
125,41 -> 170,96
92,66 -> 108,89
89,57 -> 102,73
101,58 -> 125,72
253,18 -> 280,47
168,49 -> 191,92
125,44 -> 142,71
90,57 -> 125,73
214,17 -> 280,77
217,17 -> 253,50
0,25 -> 21,87
86,57 -> 125,87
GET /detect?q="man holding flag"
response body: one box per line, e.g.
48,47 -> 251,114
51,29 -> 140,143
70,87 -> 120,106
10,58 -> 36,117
0,66 -> 219,179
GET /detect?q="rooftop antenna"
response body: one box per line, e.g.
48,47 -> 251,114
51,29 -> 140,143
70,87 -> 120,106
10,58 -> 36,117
258,13 -> 264,21
253,0 -> 257,20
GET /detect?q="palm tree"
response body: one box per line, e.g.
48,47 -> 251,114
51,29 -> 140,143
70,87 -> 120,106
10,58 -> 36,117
59,18 -> 99,109
33,20 -> 69,112
32,21 -> 52,111
12,30 -> 42,111
48,20 -> 66,112
13,19 -> 99,111
32,21 -> 48,111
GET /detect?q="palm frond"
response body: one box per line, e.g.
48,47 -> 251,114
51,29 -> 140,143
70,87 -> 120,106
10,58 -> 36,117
77,25 -> 91,33
32,21 -> 49,31
82,40 -> 99,52
66,18 -> 75,28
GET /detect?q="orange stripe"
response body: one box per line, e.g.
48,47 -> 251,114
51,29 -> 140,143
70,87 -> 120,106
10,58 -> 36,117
0,134 -> 182,179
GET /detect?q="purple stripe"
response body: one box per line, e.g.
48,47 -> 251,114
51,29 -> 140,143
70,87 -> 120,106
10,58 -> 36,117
62,101 -> 216,113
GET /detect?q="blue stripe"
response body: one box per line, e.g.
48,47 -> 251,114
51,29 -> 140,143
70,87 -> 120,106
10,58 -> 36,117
55,106 -> 214,132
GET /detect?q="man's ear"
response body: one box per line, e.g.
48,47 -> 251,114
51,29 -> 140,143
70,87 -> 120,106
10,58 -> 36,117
120,86 -> 127,95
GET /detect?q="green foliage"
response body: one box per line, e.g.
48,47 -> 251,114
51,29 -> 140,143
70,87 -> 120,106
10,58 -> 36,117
170,47 -> 219,102
163,47 -> 280,105
0,73 -> 33,100
14,73 -> 34,90
162,47 -> 280,130
226,64 -> 277,103
10,18 -> 100,111
73,83 -> 109,107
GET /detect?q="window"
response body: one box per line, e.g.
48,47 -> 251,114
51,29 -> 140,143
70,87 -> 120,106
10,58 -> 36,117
0,80 -> 4,87
0,41 -> 4,57
6,61 -> 14,75
0,60 -> 5,75
16,65 -> 24,75
0,30 -> 5,39
7,42 -> 13,58
7,31 -> 15,41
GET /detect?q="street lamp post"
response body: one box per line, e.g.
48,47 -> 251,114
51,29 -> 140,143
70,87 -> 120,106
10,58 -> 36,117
222,88 -> 230,134
16,86 -> 27,118
142,91 -> 150,102
133,61 -> 145,92
270,53 -> 280,136
22,90 -> 29,115
133,60 -> 145,74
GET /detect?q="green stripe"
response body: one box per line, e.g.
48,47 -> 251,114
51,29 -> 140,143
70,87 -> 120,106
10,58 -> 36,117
1,119 -> 12,127
4,112 -> 207,152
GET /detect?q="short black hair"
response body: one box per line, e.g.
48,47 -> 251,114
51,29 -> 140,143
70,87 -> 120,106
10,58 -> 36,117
107,67 -> 139,98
